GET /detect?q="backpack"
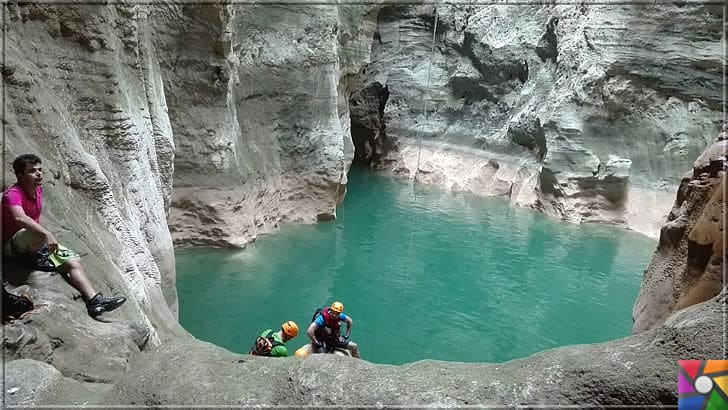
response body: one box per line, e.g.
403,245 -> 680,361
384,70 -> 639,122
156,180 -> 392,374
311,307 -> 324,323
249,330 -> 283,356
2,286 -> 34,323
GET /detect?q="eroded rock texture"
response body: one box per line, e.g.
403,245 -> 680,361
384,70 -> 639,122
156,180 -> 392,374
162,4 -> 375,247
633,134 -> 726,333
357,3 -> 723,237
2,3 -> 179,337
1,1 -> 725,407
1,1 -> 370,399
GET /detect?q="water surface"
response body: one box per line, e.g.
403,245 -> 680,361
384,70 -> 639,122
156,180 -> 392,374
177,167 -> 656,365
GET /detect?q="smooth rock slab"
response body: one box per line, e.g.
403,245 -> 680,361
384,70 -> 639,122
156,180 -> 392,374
4,359 -> 110,406
106,294 -> 723,406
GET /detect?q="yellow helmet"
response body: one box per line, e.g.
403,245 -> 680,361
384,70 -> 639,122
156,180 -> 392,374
281,321 -> 299,338
330,301 -> 344,313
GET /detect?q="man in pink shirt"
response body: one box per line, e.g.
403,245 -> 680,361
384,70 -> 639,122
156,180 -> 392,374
2,154 -> 126,317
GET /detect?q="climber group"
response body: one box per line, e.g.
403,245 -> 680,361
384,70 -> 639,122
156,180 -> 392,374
249,301 -> 360,359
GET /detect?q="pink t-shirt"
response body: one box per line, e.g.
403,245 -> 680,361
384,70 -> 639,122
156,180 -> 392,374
2,184 -> 42,244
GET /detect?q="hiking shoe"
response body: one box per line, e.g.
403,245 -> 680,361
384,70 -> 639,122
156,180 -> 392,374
86,293 -> 126,317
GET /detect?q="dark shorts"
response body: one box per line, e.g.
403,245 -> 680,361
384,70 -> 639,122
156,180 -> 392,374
315,337 -> 349,353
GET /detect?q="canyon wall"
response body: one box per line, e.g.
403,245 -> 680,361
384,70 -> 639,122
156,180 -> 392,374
2,2 -> 724,407
2,2 -> 179,337
159,4 -> 368,248
353,3 -> 723,237
633,131 -> 726,333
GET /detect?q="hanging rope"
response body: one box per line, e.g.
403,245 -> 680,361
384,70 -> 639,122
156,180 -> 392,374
413,6 -> 440,183
405,6 -> 440,283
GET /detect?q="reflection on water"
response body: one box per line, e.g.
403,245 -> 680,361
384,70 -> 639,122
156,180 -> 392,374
176,167 -> 656,365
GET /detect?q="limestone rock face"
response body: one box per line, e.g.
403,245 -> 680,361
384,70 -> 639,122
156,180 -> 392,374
2,4 -> 179,340
349,79 -> 396,166
1,0 -> 372,334
1,1 -> 370,399
632,137 -> 726,333
508,114 -> 547,159
158,4 -> 372,247
359,3 -> 722,237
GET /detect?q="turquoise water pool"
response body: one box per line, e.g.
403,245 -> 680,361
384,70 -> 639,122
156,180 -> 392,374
176,167 -> 656,365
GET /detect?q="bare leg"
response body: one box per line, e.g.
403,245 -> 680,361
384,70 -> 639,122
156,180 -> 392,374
59,259 -> 96,301
347,341 -> 360,358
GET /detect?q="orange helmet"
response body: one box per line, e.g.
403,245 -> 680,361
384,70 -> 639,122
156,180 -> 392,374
330,301 -> 344,313
281,321 -> 299,338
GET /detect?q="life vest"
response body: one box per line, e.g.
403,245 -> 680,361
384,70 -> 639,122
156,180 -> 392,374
249,330 -> 283,356
321,308 -> 341,334
311,307 -> 341,351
